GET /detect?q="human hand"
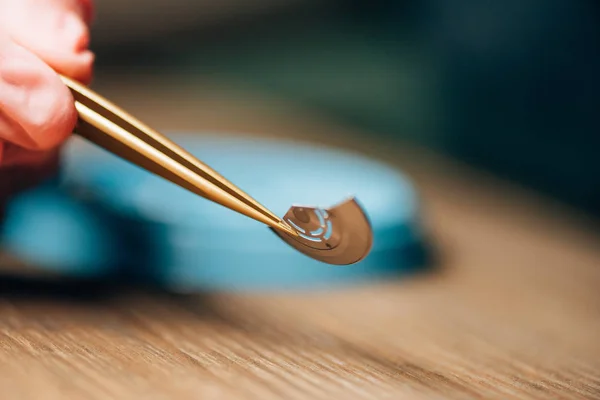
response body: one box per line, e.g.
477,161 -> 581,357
0,0 -> 93,199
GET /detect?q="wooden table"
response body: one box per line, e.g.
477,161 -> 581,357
0,74 -> 598,399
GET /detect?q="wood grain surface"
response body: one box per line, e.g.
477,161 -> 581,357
0,75 -> 598,399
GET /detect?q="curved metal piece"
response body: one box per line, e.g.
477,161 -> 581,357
271,198 -> 373,265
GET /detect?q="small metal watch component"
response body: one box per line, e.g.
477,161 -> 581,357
271,198 -> 373,265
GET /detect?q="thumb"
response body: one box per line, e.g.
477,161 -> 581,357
0,34 -> 77,160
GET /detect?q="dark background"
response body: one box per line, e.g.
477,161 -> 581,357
91,0 -> 600,217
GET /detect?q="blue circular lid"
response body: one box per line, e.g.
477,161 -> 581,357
2,134 -> 427,291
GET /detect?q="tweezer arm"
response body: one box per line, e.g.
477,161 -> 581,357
60,76 -> 295,236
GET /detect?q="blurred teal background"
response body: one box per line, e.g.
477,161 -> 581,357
91,0 -> 600,217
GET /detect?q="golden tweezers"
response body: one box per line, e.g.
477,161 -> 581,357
60,75 -> 373,265
60,75 -> 298,237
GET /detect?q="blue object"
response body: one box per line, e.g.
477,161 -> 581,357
1,134 -> 427,291
1,186 -> 121,277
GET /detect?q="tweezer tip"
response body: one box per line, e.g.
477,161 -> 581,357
272,220 -> 299,237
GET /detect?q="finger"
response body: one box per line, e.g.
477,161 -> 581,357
0,0 -> 94,83
0,34 -> 77,152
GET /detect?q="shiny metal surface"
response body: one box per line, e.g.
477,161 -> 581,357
272,198 -> 373,265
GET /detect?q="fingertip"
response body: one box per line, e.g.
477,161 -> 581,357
63,50 -> 95,85
0,38 -> 77,151
31,77 -> 78,151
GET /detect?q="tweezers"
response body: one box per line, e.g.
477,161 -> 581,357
60,75 -> 373,265
60,75 -> 298,237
